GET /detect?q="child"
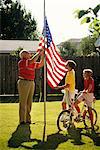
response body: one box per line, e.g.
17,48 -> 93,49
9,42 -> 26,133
55,60 -> 76,110
17,49 -> 44,125
74,69 -> 95,129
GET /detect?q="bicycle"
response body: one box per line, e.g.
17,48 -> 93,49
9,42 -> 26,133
57,91 -> 97,131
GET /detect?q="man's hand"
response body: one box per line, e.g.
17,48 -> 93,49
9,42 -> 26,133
37,48 -> 45,55
39,49 -> 45,55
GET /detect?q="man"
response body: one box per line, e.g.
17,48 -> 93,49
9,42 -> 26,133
17,49 -> 44,125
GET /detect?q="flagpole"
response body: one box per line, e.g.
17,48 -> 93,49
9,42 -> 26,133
43,0 -> 47,142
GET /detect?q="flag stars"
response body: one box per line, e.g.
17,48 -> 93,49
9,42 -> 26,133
39,17 -> 67,88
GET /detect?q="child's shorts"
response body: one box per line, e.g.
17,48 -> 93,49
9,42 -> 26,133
77,93 -> 94,107
62,90 -> 75,106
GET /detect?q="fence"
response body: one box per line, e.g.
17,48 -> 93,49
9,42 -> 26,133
0,54 -> 100,99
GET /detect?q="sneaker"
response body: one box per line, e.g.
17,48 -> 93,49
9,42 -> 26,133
74,114 -> 81,122
91,125 -> 95,130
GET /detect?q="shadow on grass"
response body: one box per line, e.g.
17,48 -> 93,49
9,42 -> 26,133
21,125 -> 84,149
8,124 -> 100,149
67,125 -> 84,145
21,132 -> 69,149
22,125 -> 100,149
67,124 -> 100,146
8,124 -> 32,148
81,125 -> 100,146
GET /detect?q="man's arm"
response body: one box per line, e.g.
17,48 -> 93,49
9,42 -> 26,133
35,52 -> 44,69
29,49 -> 44,64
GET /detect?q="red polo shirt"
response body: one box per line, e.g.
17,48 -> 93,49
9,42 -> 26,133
84,77 -> 94,93
18,58 -> 40,80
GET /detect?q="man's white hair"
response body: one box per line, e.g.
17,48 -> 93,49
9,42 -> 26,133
19,49 -> 29,58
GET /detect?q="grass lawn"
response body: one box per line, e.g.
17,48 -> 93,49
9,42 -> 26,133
0,101 -> 100,150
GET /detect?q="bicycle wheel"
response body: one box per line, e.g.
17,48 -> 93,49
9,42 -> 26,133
83,108 -> 97,128
57,110 -> 71,131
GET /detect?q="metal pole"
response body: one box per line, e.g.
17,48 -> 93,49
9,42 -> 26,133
43,0 -> 47,142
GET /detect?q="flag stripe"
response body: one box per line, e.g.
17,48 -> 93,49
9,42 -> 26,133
46,47 -> 67,74
52,41 -> 67,65
48,43 -> 67,69
48,45 -> 66,70
47,68 -> 59,84
47,62 -> 63,81
46,51 -> 66,77
47,78 -> 56,89
38,17 -> 67,88
47,74 -> 57,87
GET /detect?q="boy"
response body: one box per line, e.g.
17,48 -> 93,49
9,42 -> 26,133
17,49 -> 44,125
55,60 -> 76,110
74,69 -> 95,129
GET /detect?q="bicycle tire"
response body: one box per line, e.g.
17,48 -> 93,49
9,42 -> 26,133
57,110 -> 71,131
83,108 -> 97,128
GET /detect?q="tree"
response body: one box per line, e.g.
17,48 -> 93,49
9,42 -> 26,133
74,4 -> 100,38
0,0 -> 39,40
59,41 -> 77,57
80,36 -> 97,56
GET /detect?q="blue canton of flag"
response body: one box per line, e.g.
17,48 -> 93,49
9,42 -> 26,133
43,17 -> 52,48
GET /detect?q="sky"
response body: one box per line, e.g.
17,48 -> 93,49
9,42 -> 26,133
18,0 -> 100,44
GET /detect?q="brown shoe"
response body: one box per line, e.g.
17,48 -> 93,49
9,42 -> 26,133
26,121 -> 31,124
20,121 -> 26,125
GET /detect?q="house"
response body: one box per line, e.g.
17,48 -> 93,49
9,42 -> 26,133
68,38 -> 82,49
57,38 -> 82,50
0,40 -> 39,54
95,37 -> 100,55
95,37 -> 100,48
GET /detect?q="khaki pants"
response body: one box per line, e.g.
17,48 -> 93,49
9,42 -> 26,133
17,79 -> 35,123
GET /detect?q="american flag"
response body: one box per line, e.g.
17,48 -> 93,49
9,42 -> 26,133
38,17 -> 67,88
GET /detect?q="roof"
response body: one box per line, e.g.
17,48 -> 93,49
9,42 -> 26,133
57,38 -> 82,49
95,37 -> 100,47
68,38 -> 82,43
0,40 -> 39,53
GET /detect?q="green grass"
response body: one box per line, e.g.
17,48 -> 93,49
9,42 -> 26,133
0,101 -> 100,150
